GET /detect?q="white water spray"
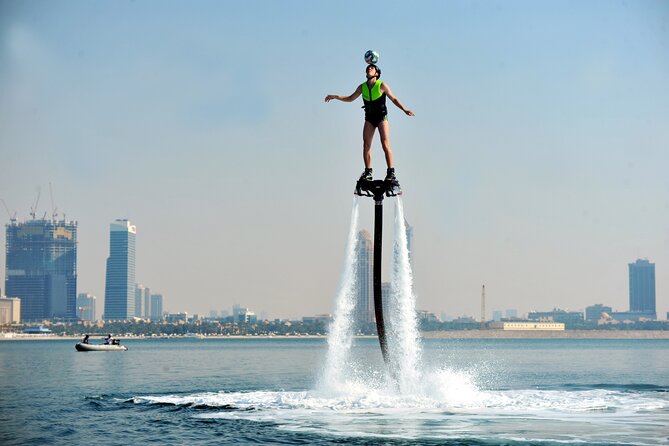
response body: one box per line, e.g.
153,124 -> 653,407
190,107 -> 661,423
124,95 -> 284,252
319,198 -> 360,390
387,197 -> 422,393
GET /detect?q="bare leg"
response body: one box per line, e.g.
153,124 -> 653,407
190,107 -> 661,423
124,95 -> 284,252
362,121 -> 376,168
378,120 -> 394,168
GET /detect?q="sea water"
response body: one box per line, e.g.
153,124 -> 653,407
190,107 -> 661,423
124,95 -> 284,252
1,337 -> 668,445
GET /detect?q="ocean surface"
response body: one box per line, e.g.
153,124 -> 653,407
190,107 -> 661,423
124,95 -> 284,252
0,337 -> 668,445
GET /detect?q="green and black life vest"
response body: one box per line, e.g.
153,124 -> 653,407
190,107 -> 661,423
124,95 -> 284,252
361,79 -> 387,116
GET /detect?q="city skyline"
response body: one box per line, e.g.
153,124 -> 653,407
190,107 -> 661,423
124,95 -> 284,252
1,213 -> 665,321
1,1 -> 668,319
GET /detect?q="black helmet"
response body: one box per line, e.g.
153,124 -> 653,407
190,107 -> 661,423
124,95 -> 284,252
366,64 -> 381,78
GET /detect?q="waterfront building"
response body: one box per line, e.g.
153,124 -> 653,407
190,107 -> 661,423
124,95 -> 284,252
302,314 -> 333,324
76,293 -> 97,321
104,220 -> 136,320
232,305 -> 257,323
5,218 -> 77,321
505,309 -> 518,318
628,259 -> 656,319
0,296 -> 21,324
585,304 -> 613,321
610,311 -> 655,322
417,310 -> 439,323
527,308 -> 584,326
489,321 -> 565,331
492,310 -> 503,322
150,294 -> 163,320
355,230 -> 373,325
165,312 -> 188,323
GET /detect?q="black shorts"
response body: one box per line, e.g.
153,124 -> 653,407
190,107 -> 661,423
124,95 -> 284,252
365,113 -> 388,128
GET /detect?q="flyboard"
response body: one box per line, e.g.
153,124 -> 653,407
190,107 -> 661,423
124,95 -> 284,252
354,176 -> 401,365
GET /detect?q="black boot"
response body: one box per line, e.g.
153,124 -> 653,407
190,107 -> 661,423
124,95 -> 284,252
385,168 -> 396,182
359,168 -> 373,181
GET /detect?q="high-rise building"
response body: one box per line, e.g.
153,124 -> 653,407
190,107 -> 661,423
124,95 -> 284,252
150,294 -> 163,320
104,219 -> 136,320
76,293 -> 97,321
135,284 -> 151,318
5,219 -> 77,321
355,230 -> 373,325
134,284 -> 143,317
629,259 -> 656,319
143,286 -> 151,318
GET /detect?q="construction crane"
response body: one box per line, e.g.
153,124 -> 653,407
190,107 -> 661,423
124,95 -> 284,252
480,284 -> 486,330
29,188 -> 41,220
1,198 -> 17,223
49,182 -> 58,221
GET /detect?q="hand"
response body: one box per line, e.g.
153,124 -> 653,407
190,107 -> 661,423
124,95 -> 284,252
405,109 -> 415,116
324,95 -> 337,102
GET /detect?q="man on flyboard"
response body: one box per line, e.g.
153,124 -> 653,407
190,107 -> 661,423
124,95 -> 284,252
325,62 -> 414,185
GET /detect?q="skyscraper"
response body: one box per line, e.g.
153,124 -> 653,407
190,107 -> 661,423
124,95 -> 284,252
355,230 -> 373,325
76,293 -> 97,321
135,284 -> 150,318
150,294 -> 163,320
143,286 -> 151,318
5,219 -> 77,321
628,258 -> 656,319
104,219 -> 136,320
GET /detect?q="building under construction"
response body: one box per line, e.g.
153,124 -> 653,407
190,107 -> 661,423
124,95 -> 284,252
5,219 -> 78,321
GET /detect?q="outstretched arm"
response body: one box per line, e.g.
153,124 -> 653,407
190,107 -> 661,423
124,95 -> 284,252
381,83 -> 415,116
325,85 -> 362,103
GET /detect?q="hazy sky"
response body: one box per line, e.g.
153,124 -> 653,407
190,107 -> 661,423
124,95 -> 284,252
1,0 -> 668,320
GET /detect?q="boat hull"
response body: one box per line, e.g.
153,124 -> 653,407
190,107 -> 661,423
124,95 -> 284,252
75,343 -> 128,352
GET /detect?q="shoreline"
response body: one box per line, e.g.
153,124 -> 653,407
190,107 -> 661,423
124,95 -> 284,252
1,330 -> 669,341
421,330 -> 669,339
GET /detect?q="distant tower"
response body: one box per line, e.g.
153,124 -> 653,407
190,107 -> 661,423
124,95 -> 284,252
480,284 -> 486,330
134,284 -> 144,318
150,294 -> 163,320
5,218 -> 77,321
628,259 -> 656,319
143,286 -> 151,318
76,293 -> 97,321
355,230 -> 373,325
104,219 -> 136,320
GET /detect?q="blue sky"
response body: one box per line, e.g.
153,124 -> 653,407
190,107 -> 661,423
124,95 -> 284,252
1,0 -> 668,319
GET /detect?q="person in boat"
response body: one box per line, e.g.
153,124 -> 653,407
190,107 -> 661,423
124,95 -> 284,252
82,334 -> 90,344
104,334 -> 112,345
325,63 -> 414,183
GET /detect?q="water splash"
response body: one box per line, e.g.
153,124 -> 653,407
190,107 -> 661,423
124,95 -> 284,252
319,198 -> 360,390
386,197 -> 422,393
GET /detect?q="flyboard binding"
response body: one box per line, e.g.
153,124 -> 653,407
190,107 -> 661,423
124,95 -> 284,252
354,177 -> 402,198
